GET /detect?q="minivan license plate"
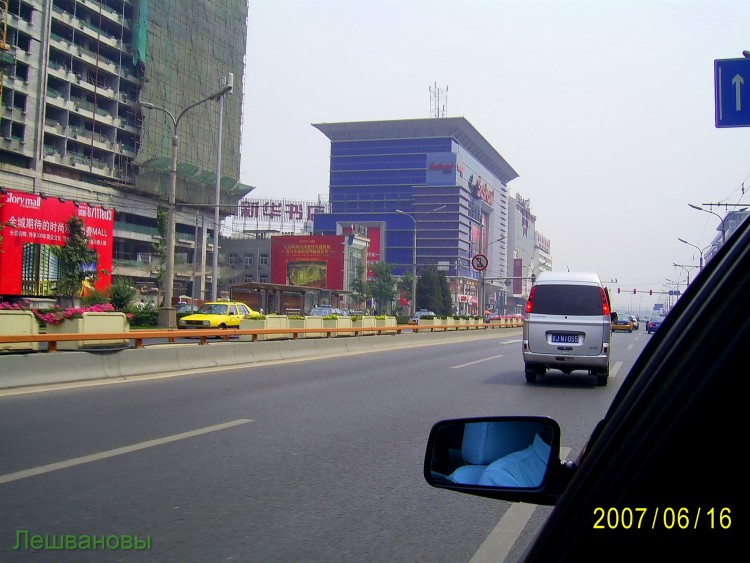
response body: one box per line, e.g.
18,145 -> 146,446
551,333 -> 579,344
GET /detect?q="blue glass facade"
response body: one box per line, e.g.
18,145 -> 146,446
313,118 -> 518,313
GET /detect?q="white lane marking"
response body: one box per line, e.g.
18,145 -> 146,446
470,447 -> 572,563
611,361 -> 623,379
501,339 -> 523,345
0,419 -> 253,485
451,354 -> 505,369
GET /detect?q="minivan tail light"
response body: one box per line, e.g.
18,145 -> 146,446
525,286 -> 537,314
600,288 -> 610,316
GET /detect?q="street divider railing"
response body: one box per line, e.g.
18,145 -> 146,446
0,322 -> 521,353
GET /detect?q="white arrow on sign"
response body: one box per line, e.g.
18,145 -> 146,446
733,73 -> 744,111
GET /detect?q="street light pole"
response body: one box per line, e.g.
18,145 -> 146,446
396,205 -> 446,316
677,237 -> 707,271
404,212 -> 417,316
140,82 -> 233,328
688,204 -> 726,245
673,262 -> 698,285
212,73 -> 234,301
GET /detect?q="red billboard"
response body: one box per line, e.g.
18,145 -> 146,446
270,235 -> 345,290
0,189 -> 114,296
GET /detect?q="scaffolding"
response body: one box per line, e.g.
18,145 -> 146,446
135,0 -> 252,211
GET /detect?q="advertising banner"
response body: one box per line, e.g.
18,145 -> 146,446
270,235 -> 345,290
341,223 -> 381,279
0,190 -> 114,296
426,152 -> 457,185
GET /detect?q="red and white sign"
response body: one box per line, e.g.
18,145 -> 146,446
472,254 -> 488,271
0,189 -> 114,296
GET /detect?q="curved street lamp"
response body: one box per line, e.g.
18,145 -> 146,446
677,237 -> 711,272
139,83 -> 232,327
395,205 -> 446,316
688,204 -> 726,245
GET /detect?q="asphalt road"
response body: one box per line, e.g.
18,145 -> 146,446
0,329 -> 651,562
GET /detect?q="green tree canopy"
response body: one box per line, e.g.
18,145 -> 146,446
368,261 -> 396,313
349,263 -> 370,308
416,265 -> 453,316
55,215 -> 99,298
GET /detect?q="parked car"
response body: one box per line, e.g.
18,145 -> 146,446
423,207 -> 747,559
408,309 -> 437,325
177,301 -> 258,329
646,315 -> 664,333
176,304 -> 199,315
307,306 -> 348,317
611,313 -> 634,333
522,271 -> 613,385
628,314 -> 639,330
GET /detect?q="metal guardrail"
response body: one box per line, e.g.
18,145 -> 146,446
0,323 -> 517,353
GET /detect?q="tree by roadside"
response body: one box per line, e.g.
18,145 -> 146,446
54,215 -> 99,301
368,262 -> 396,314
110,276 -> 138,310
416,265 -> 453,315
349,263 -> 370,310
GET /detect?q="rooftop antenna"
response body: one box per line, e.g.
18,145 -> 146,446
429,82 -> 448,118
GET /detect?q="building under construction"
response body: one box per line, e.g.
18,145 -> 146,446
0,0 -> 252,299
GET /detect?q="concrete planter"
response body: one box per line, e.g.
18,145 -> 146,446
240,315 -> 289,341
289,317 -> 324,338
352,316 -> 376,335
0,310 -> 39,352
323,317 -> 353,337
417,318 -> 438,330
44,312 -> 129,350
375,317 -> 397,334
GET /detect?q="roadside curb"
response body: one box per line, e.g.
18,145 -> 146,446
0,328 -> 520,391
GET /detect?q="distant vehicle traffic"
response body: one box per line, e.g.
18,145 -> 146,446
646,315 -> 664,334
629,315 -> 639,330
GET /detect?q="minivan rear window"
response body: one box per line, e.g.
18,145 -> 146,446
530,284 -> 604,316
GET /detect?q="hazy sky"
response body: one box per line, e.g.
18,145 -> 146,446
240,0 -> 750,314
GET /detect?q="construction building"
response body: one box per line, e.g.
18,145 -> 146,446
0,0 -> 252,300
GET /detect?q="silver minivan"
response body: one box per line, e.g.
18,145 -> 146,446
522,271 -> 613,385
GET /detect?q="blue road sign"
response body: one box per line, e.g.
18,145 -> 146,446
715,58 -> 750,128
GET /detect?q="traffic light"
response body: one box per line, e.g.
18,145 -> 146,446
649,289 -> 653,296
617,288 -> 620,294
633,288 -> 636,294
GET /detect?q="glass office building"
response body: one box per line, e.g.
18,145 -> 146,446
312,118 -> 519,314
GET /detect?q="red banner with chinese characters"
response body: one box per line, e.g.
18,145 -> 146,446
0,189 -> 114,296
270,235 -> 345,289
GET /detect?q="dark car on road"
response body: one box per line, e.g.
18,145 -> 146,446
408,309 -> 436,325
646,315 -> 664,333
423,204 -> 747,559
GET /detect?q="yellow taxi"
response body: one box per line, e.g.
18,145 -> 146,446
178,300 -> 260,329
611,313 -> 634,333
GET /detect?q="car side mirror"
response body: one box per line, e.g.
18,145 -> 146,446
424,417 -> 567,505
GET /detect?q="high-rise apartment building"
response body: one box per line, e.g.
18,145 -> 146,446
0,0 -> 251,299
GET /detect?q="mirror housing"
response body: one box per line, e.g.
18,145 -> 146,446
424,416 -> 570,505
